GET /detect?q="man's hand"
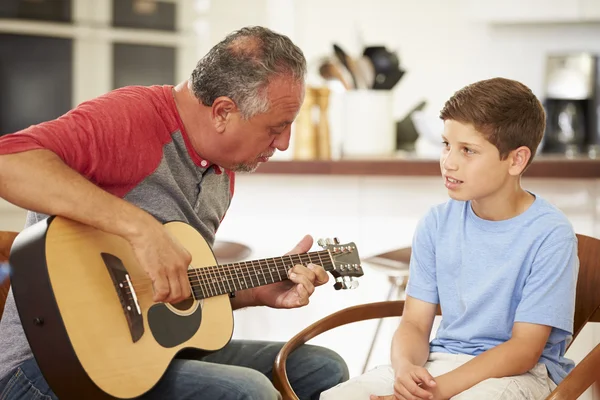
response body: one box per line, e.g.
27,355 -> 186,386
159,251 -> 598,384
127,217 -> 192,304
250,235 -> 329,308
370,362 -> 438,400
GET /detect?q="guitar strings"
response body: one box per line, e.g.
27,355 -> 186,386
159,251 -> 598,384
120,251 -> 343,300
124,250 -> 333,288
122,260 -> 330,298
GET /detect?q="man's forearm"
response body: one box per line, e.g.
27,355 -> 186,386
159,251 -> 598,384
391,320 -> 431,371
0,150 -> 155,240
436,339 -> 539,398
230,288 -> 259,310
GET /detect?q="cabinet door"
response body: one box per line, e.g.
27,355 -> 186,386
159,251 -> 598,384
112,43 -> 175,89
0,0 -> 71,23
580,0 -> 600,20
462,0 -> 580,23
0,34 -> 72,135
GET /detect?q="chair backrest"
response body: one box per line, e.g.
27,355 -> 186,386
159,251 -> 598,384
0,231 -> 18,321
571,233 -> 600,343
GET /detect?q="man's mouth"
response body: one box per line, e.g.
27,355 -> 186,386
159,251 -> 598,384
258,152 -> 275,162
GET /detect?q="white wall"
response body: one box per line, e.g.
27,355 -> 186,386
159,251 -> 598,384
208,0 -> 600,120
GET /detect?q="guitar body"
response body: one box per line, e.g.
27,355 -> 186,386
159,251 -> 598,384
10,216 -> 233,399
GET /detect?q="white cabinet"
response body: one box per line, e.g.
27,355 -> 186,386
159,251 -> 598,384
580,0 -> 600,20
462,0 -> 586,23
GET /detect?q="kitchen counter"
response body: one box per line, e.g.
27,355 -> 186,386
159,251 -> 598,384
255,156 -> 600,178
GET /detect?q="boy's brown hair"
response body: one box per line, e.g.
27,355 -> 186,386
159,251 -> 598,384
439,77 -> 546,167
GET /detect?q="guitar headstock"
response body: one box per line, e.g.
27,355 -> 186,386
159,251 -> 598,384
318,238 -> 363,290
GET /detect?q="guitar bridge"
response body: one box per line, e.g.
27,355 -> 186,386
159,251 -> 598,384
101,253 -> 144,343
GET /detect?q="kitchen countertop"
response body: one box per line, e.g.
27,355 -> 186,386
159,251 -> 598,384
255,156 -> 600,178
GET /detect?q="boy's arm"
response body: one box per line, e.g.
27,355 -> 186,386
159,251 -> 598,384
433,322 -> 551,398
385,209 -> 441,399
394,208 -> 439,371
391,295 -> 438,371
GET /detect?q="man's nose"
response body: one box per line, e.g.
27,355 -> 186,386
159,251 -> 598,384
272,128 -> 291,151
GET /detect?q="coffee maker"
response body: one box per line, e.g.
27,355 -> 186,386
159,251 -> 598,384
541,53 -> 600,158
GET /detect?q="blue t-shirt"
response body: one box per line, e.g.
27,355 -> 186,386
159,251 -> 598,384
406,195 -> 579,385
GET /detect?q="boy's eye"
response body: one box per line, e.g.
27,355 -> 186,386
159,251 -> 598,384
463,147 -> 474,154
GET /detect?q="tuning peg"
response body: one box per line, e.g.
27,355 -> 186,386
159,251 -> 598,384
350,278 -> 359,289
333,237 -> 340,244
333,277 -> 345,290
317,238 -> 327,248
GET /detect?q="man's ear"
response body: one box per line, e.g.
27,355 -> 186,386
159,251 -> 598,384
508,146 -> 532,176
212,96 -> 237,133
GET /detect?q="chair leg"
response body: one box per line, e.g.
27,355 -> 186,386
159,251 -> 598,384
362,279 -> 398,373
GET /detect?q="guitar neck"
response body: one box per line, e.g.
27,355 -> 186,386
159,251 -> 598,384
187,251 -> 334,299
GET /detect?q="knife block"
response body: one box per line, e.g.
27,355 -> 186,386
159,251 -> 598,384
293,86 -> 332,160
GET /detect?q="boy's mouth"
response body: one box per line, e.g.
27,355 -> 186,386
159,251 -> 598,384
445,176 -> 463,189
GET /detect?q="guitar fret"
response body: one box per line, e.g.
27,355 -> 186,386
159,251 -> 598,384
231,263 -> 243,292
287,255 -> 294,276
225,265 -> 235,293
192,269 -> 204,299
222,265 -> 232,293
245,261 -> 257,287
220,266 -> 232,295
201,268 -> 210,297
209,266 -> 219,295
251,260 -> 262,286
273,258 -> 283,282
263,259 -> 275,284
237,262 -> 249,289
258,260 -> 267,284
193,268 -> 206,298
207,266 -> 219,297
217,266 -> 229,295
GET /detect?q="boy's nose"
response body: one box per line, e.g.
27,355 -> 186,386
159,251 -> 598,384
442,151 -> 459,171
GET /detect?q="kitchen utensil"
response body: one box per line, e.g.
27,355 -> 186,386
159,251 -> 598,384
333,43 -> 362,89
319,59 -> 352,90
363,46 -> 405,90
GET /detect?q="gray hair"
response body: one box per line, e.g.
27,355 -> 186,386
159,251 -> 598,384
190,26 -> 306,119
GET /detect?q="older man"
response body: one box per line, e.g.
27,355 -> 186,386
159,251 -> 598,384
0,26 -> 348,400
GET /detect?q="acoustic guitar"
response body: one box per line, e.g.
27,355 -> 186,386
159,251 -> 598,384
9,216 -> 363,399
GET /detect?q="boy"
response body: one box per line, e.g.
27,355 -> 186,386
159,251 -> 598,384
321,77 -> 579,400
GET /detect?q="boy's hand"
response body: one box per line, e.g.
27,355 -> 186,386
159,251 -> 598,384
370,362 -> 437,400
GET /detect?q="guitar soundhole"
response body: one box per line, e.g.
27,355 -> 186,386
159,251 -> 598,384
171,298 -> 195,311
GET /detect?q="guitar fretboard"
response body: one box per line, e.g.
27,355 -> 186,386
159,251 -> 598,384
187,251 -> 334,299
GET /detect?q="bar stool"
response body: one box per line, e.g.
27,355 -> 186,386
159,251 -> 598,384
361,246 -> 412,373
213,240 -> 252,264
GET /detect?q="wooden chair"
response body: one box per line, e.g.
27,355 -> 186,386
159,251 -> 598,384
0,231 -> 18,320
273,233 -> 600,400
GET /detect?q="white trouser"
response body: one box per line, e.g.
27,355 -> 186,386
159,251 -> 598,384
320,352 -> 557,400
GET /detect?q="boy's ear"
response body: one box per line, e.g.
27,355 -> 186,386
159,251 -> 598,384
508,146 -> 532,175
